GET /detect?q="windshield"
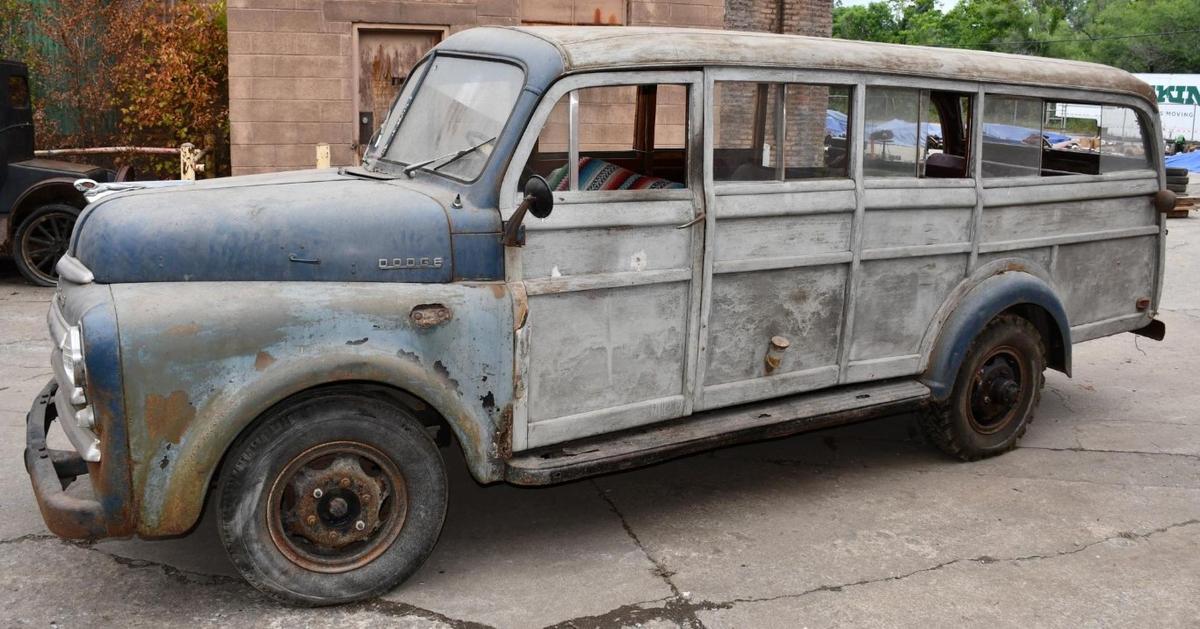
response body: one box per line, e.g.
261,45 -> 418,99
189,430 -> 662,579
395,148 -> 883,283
381,55 -> 525,181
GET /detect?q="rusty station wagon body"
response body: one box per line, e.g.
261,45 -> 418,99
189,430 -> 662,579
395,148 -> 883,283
25,27 -> 1171,605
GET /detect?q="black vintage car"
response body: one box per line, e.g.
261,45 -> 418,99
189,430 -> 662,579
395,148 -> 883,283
0,59 -> 124,285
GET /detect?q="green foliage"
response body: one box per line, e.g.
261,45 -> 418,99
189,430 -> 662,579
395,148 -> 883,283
832,0 -> 1200,72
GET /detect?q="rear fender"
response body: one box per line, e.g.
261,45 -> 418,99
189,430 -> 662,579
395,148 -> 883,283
921,262 -> 1071,401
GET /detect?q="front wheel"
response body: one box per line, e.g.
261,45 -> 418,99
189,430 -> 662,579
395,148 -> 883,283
920,314 -> 1046,461
217,393 -> 447,605
13,203 -> 80,286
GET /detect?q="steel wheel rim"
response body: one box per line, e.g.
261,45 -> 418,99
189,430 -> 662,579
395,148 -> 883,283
967,346 -> 1028,435
19,211 -> 74,284
266,441 -> 408,574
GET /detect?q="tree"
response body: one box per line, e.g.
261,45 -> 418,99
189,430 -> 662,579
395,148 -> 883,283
832,0 -> 1198,72
1082,0 -> 1200,73
4,0 -> 228,176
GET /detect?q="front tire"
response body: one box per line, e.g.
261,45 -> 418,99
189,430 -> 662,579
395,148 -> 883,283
920,314 -> 1046,461
13,203 -> 80,287
216,392 -> 448,605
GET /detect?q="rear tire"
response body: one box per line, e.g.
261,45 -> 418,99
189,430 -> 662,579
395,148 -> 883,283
13,203 -> 79,287
216,392 -> 448,606
1166,167 -> 1189,177
920,314 -> 1046,461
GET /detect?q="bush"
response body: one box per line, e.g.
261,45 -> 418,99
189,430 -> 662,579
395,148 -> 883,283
4,0 -> 229,178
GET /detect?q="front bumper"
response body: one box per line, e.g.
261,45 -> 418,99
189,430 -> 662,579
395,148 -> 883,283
24,380 -> 109,539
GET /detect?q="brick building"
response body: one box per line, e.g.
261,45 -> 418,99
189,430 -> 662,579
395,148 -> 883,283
227,0 -> 832,175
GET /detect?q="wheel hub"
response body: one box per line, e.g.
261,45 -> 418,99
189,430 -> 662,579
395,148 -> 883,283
969,348 -> 1025,433
285,454 -> 385,549
267,441 -> 408,573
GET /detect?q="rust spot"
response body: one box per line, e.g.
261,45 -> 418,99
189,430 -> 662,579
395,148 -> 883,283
346,337 -> 369,345
144,390 -> 195,445
480,391 -> 495,411
511,282 -> 529,331
165,322 -> 200,337
489,283 -> 505,298
411,304 -> 452,329
433,360 -> 460,391
496,404 -> 514,459
255,351 -> 275,371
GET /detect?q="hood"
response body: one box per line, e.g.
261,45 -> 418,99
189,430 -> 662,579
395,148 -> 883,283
71,170 -> 455,284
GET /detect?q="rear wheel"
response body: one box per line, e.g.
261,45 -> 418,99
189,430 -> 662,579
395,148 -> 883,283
920,314 -> 1046,460
217,392 -> 447,605
13,203 -> 79,286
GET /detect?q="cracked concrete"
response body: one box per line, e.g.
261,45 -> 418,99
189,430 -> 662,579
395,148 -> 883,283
0,215 -> 1199,628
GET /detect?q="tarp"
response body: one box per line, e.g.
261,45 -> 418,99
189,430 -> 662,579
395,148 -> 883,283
824,112 -> 1071,147
863,118 -> 942,147
826,109 -> 848,138
981,123 -> 1071,146
1166,151 -> 1200,173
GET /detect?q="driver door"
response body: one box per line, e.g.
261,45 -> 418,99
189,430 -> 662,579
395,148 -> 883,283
502,71 -> 705,451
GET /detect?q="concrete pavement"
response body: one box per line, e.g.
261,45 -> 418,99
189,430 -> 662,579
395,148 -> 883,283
0,216 -> 1197,628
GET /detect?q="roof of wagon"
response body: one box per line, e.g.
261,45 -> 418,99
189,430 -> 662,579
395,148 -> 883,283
493,26 -> 1154,104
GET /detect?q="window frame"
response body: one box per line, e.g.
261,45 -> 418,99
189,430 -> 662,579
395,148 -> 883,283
711,80 -> 856,183
374,51 -> 528,184
978,84 -> 1160,186
501,69 -> 702,214
707,67 -> 859,193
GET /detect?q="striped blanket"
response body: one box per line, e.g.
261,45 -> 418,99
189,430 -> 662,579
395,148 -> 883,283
546,157 -> 685,191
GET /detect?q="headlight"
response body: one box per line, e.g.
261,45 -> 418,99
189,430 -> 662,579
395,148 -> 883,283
61,325 -> 86,390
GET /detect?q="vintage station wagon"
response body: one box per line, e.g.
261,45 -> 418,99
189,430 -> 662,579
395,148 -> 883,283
26,27 -> 1172,605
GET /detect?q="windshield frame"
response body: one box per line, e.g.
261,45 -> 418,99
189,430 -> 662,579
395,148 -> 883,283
373,51 -> 528,184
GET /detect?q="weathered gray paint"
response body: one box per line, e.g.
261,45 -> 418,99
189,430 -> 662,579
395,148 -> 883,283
35,27 -> 1168,538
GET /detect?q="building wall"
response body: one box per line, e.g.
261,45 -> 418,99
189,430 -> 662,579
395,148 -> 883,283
227,0 -> 828,175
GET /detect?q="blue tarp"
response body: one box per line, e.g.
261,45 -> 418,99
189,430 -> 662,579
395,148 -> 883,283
825,111 -> 1072,147
981,123 -> 1071,146
1166,151 -> 1200,173
826,109 -> 848,138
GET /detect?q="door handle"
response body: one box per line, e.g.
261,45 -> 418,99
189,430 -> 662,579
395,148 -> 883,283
676,211 -> 706,230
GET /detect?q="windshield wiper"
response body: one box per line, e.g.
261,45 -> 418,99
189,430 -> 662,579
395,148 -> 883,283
402,136 -> 497,177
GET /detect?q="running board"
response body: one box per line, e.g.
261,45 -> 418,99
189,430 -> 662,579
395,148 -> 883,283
505,379 -> 930,485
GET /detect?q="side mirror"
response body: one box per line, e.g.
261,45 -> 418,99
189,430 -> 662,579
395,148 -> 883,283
502,175 -> 555,246
525,175 -> 554,219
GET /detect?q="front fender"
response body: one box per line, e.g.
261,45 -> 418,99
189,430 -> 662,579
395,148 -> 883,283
921,270 -> 1071,401
111,281 -> 512,537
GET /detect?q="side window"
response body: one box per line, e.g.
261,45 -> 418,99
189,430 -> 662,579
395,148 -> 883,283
1099,105 -> 1151,172
7,74 -> 29,109
985,97 -> 1153,178
713,81 -> 852,181
982,96 -> 1044,177
864,87 -> 971,178
523,83 -> 689,191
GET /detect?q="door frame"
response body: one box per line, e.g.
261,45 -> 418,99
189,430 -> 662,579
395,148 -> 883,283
350,23 -> 448,153
501,69 -> 707,452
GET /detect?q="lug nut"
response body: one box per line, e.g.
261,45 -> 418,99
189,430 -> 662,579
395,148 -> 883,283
355,520 -> 366,531
313,488 -> 323,499
339,477 -> 351,488
306,515 -> 317,526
